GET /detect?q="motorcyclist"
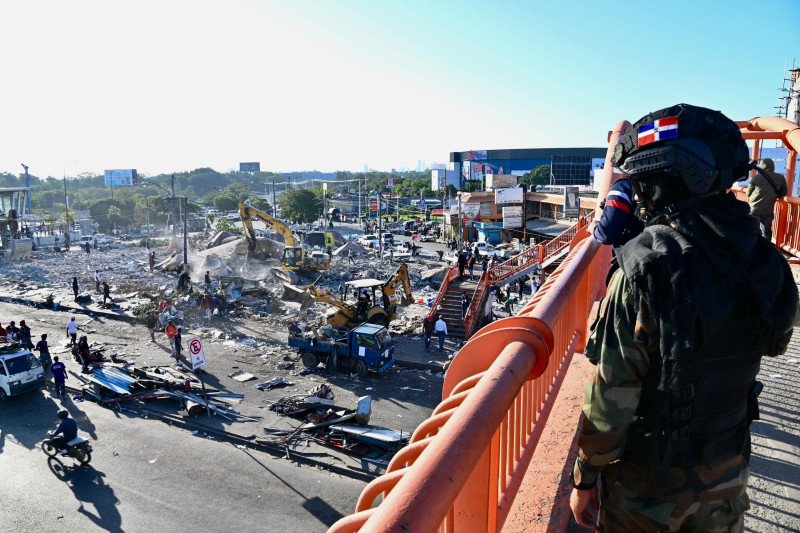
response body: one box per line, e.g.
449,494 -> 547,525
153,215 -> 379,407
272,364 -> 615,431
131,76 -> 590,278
51,409 -> 78,452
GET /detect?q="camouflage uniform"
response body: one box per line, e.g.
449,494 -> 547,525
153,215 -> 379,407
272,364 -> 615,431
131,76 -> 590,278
575,270 -> 751,531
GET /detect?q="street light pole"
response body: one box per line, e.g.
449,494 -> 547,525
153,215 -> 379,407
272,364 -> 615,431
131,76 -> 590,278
183,196 -> 188,274
62,171 -> 70,250
21,164 -> 32,215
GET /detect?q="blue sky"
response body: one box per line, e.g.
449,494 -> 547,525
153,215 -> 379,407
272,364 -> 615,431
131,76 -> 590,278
1,0 -> 798,178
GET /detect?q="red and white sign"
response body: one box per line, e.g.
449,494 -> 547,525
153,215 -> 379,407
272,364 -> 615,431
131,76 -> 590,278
386,178 -> 394,188
189,337 -> 206,370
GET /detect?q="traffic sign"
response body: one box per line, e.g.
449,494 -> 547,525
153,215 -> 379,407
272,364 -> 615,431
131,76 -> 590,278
189,337 -> 206,370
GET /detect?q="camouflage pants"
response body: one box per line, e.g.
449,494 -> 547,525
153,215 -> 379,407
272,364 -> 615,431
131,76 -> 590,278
600,481 -> 749,532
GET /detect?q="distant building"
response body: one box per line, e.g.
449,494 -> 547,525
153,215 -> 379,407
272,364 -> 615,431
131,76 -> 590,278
450,147 -> 606,189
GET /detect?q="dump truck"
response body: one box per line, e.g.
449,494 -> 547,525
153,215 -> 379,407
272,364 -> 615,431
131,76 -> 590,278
289,323 -> 395,377
238,202 -> 330,274
284,263 -> 413,330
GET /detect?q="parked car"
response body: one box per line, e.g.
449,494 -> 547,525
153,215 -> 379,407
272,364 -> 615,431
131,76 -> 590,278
381,232 -> 394,244
358,234 -> 379,248
0,345 -> 45,400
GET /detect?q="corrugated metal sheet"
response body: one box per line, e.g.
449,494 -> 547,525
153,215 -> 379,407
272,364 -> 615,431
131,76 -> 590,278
87,367 -> 137,395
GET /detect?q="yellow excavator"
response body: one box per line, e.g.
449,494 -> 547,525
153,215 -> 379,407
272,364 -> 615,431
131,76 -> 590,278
285,263 -> 413,330
238,202 -> 329,273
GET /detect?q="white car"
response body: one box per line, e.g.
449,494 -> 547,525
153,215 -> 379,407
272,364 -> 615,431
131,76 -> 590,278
358,235 -> 379,247
0,345 -> 45,400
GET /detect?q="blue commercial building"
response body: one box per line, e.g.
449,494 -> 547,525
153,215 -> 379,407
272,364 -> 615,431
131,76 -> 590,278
449,147 -> 606,188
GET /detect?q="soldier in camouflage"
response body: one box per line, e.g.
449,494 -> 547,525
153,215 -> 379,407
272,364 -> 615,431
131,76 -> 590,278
569,104 -> 798,532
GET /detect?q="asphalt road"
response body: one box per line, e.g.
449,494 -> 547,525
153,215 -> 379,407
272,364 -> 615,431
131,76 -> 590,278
0,388 -> 365,533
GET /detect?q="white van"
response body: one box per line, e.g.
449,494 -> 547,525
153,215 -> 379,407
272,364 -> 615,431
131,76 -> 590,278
0,345 -> 45,400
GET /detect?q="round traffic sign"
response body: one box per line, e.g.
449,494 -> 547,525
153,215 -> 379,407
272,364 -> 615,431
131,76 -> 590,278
189,339 -> 203,355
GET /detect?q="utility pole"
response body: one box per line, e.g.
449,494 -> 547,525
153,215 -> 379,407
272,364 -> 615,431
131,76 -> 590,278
183,197 -> 188,274
62,171 -> 70,250
21,164 -> 32,214
457,194 -> 462,252
170,174 -> 176,243
377,191 -> 383,262
272,181 -> 277,216
146,194 -> 151,250
522,186 -> 527,247
358,179 -> 362,222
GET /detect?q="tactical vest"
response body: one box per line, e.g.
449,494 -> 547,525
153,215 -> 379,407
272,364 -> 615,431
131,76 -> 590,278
622,229 -> 794,469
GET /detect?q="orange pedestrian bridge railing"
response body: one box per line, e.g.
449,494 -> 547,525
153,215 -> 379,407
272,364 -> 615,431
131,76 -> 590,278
461,211 -> 593,340
328,116 -> 799,533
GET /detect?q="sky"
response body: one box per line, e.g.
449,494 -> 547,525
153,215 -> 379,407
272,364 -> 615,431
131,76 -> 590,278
1,0 -> 798,180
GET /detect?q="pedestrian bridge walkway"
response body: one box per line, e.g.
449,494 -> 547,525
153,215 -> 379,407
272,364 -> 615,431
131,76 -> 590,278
327,114 -> 800,533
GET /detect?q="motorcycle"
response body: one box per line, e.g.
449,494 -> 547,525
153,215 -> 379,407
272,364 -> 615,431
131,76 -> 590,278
41,432 -> 93,465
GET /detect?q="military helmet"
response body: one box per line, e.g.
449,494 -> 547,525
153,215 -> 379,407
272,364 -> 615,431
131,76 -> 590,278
612,104 -> 749,208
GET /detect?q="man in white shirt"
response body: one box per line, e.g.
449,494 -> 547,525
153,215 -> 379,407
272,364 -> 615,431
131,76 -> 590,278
66,316 -> 78,346
434,315 -> 448,352
94,270 -> 102,293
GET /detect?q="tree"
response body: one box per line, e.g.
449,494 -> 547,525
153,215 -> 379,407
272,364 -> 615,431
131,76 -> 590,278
215,216 -> 243,235
278,189 -> 322,224
519,165 -> 551,190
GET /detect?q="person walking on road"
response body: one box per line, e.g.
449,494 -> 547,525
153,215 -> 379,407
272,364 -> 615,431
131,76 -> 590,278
468,254 -> 476,280
173,327 -> 183,365
569,104 -> 798,532
72,276 -> 79,301
434,314 -> 448,352
66,316 -> 78,346
457,251 -> 467,280
102,281 -> 113,307
422,314 -> 435,351
747,157 -> 787,243
77,335 -> 91,373
36,334 -> 52,372
50,356 -> 67,397
94,270 -> 102,292
18,320 -> 34,349
145,313 -> 157,341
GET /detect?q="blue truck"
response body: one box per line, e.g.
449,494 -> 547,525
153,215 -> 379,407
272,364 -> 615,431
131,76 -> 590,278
289,323 -> 395,377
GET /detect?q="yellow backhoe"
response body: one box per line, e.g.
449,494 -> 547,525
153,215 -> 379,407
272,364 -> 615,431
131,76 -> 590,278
238,202 -> 329,273
285,263 -> 413,330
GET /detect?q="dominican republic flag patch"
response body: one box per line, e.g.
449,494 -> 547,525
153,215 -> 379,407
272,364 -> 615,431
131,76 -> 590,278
638,116 -> 678,146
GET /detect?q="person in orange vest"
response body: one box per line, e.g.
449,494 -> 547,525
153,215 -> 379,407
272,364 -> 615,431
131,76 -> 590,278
165,319 -> 178,355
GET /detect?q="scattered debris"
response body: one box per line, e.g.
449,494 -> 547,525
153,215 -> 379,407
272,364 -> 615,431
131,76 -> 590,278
229,371 -> 256,382
254,377 -> 293,391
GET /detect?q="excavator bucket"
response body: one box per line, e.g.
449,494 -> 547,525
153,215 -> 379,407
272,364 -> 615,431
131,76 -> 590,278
281,284 -> 316,310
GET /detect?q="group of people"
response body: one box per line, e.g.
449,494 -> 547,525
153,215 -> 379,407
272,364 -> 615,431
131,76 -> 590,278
0,319 -> 34,348
70,272 -> 113,306
422,314 -> 448,351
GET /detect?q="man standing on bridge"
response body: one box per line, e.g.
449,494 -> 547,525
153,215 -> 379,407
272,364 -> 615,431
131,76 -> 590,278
570,104 -> 798,531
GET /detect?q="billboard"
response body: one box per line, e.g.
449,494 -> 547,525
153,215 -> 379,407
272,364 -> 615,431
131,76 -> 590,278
386,178 -> 394,188
467,150 -> 488,160
564,186 -> 580,217
104,169 -> 137,187
503,206 -> 522,229
463,203 -> 481,220
486,174 -> 517,189
495,187 -> 523,204
240,162 -> 261,172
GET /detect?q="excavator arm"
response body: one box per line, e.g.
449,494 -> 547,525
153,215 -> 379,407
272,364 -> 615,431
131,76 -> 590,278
237,202 -> 297,247
384,263 -> 413,306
